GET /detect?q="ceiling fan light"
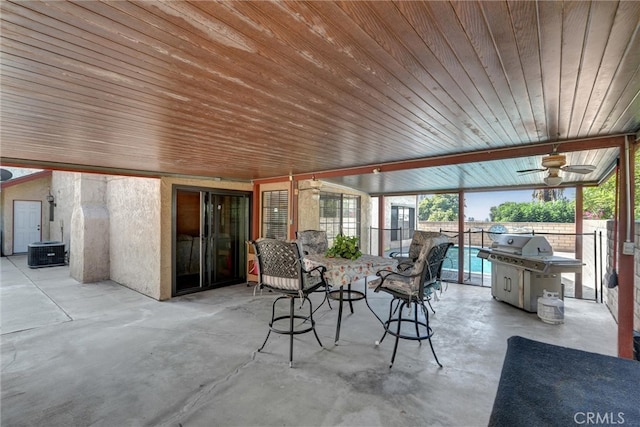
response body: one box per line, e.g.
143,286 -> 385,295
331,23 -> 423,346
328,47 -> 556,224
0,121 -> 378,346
544,175 -> 562,186
541,154 -> 567,168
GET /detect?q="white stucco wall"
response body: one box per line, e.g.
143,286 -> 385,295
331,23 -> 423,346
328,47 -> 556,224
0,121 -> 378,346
297,180 -> 372,253
384,195 -> 418,230
69,174 -> 110,282
604,220 -> 640,332
297,181 -> 320,232
50,171 -> 78,252
108,176 -> 162,299
0,173 -> 52,255
51,171 -> 252,300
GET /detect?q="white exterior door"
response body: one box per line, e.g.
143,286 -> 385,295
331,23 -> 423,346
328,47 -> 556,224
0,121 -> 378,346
13,201 -> 42,253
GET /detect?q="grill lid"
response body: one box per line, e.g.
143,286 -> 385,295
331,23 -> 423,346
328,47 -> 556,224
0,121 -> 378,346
490,234 -> 553,257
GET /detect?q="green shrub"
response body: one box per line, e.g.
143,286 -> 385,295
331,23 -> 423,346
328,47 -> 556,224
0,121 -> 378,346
326,234 -> 362,260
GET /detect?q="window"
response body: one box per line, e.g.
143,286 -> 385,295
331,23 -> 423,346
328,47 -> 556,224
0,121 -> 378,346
319,192 -> 361,245
391,206 -> 415,241
262,190 -> 288,240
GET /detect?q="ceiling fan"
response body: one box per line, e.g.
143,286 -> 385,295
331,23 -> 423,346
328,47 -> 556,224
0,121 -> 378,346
0,168 -> 13,182
516,150 -> 596,186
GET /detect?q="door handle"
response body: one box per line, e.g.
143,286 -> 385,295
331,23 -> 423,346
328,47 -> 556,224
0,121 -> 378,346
37,225 -> 41,231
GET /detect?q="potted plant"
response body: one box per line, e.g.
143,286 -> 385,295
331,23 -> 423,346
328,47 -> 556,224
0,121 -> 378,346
325,234 -> 362,260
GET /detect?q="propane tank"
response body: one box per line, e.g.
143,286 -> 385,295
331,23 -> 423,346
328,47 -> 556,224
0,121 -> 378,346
537,290 -> 564,324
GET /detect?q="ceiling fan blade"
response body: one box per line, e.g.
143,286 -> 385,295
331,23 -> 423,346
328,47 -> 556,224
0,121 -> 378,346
562,164 -> 596,174
0,168 -> 13,182
516,168 -> 546,174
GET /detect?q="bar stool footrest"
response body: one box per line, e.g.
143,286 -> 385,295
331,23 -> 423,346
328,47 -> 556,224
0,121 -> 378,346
383,318 -> 434,341
269,314 -> 316,335
328,289 -> 365,302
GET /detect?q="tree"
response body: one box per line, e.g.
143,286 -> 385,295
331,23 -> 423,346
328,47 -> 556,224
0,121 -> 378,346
418,194 -> 459,221
583,176 -> 615,219
532,188 -> 565,202
490,200 -> 575,222
583,148 -> 639,219
491,148 -> 638,222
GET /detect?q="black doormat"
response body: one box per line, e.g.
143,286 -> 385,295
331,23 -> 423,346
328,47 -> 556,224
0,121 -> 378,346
489,336 -> 640,427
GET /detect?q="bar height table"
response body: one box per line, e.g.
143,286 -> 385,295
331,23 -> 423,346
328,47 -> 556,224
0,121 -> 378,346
303,254 -> 397,344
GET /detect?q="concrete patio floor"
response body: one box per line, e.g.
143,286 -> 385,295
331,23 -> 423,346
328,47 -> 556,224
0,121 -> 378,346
1,255 -> 617,426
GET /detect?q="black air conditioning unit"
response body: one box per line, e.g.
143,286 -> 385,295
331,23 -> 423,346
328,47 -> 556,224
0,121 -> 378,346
28,241 -> 66,268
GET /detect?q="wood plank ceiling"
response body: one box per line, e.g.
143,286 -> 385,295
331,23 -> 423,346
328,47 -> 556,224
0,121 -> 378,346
1,1 -> 638,194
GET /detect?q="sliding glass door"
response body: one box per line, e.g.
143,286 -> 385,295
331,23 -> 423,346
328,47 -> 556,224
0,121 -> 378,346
174,187 -> 250,295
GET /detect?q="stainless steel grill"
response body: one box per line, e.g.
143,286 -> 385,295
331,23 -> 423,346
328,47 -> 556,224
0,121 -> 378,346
478,234 -> 582,273
478,234 -> 583,312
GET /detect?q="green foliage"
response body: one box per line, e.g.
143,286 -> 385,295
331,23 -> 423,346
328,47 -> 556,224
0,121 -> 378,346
326,234 -> 362,260
418,194 -> 459,221
583,149 -> 639,219
583,177 -> 615,219
490,200 -> 575,223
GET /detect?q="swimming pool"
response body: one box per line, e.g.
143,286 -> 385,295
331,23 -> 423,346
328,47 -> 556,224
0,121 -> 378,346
443,246 -> 491,274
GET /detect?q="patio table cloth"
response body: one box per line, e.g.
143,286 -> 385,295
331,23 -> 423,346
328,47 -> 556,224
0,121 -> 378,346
303,254 -> 397,287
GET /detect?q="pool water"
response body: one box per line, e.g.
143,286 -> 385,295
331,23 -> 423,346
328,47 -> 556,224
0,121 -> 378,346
443,246 -> 491,274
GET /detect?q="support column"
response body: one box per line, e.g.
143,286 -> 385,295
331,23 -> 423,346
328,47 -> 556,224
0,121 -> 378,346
378,195 -> 385,256
458,190 -> 465,284
70,174 -> 110,283
289,177 -> 297,239
617,139 -> 634,358
252,183 -> 261,240
575,185 -> 584,299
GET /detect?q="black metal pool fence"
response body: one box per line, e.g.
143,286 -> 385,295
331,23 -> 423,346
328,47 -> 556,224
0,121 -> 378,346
370,226 -> 605,302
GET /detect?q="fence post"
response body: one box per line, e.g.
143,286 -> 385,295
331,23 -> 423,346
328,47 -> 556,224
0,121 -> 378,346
599,230 -> 603,304
593,230 -> 598,303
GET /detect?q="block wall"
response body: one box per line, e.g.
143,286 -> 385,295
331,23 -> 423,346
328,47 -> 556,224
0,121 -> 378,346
417,221 -> 577,251
633,223 -> 640,332
586,220 -> 639,333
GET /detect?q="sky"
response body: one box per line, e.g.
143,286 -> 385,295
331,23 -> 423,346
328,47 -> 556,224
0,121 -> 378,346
464,188 -> 576,221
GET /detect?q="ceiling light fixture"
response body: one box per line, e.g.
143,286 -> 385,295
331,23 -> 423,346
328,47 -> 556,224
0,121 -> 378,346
544,175 -> 562,186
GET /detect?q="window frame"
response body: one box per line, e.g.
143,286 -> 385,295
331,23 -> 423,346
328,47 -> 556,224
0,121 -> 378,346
261,190 -> 288,240
319,192 -> 361,246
